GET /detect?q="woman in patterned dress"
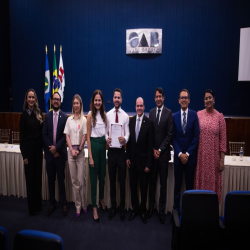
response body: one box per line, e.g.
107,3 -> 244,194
194,89 -> 226,203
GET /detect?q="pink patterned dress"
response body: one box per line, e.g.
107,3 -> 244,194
194,109 -> 227,203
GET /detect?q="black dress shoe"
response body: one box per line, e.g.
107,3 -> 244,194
93,217 -> 100,222
159,213 -> 165,224
120,208 -> 126,221
146,208 -> 154,218
108,208 -> 116,220
128,211 -> 137,221
99,201 -> 107,211
62,205 -> 68,216
46,205 -> 56,216
141,213 -> 147,224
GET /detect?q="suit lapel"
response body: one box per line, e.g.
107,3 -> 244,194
131,116 -> 136,144
176,111 -> 183,134
186,110 -> 192,132
158,107 -> 165,129
152,108 -> 157,127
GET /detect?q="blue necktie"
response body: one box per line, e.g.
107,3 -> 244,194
136,118 -> 140,142
183,112 -> 186,134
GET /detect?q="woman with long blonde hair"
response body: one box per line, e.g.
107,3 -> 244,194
20,88 -> 43,215
64,94 -> 87,217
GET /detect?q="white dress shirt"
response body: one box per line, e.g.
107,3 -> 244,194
135,113 -> 144,133
53,110 -> 60,124
106,107 -> 130,144
156,105 -> 164,123
181,108 -> 188,128
178,108 -> 189,157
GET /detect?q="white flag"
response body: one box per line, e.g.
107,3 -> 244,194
58,51 -> 65,102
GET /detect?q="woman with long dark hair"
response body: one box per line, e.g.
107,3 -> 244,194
87,90 -> 107,222
20,89 -> 43,215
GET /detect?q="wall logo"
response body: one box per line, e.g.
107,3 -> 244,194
126,29 -> 162,54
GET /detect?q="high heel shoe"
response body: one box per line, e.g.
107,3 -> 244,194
76,210 -> 81,218
83,207 -> 87,214
93,208 -> 99,222
99,200 -> 107,211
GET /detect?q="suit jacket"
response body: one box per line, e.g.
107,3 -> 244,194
149,106 -> 173,162
173,109 -> 199,165
126,115 -> 153,172
42,110 -> 68,162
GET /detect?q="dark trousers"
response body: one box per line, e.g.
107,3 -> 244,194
129,167 -> 149,213
89,136 -> 106,207
24,141 -> 43,214
46,157 -> 66,206
173,162 -> 195,212
149,158 -> 169,214
108,147 -> 126,209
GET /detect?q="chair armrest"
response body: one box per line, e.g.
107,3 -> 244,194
219,218 -> 225,229
173,209 -> 180,228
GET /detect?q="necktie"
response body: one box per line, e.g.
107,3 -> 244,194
157,109 -> 161,126
53,112 -> 58,145
183,112 -> 186,134
115,109 -> 118,123
136,118 -> 140,142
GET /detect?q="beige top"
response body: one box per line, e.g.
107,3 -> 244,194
64,115 -> 87,145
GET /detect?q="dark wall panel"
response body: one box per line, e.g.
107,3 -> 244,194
7,0 -> 250,115
0,0 -> 11,112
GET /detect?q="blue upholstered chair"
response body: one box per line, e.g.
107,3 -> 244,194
171,190 -> 220,250
221,191 -> 250,249
0,226 -> 8,250
13,230 -> 64,250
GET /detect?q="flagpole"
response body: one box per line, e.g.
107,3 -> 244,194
46,45 -> 52,111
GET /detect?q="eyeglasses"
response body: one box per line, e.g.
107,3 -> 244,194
179,96 -> 189,100
53,98 -> 61,101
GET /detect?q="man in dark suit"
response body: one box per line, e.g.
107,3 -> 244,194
42,92 -> 68,216
148,87 -> 173,224
126,97 -> 153,224
173,89 -> 199,213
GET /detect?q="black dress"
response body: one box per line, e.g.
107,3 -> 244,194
20,110 -> 43,215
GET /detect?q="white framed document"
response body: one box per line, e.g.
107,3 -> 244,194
110,124 -> 122,148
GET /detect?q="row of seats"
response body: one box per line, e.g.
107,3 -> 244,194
0,228 -> 64,250
171,190 -> 250,250
0,129 -> 20,144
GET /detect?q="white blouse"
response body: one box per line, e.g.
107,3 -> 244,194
64,115 -> 87,145
91,111 -> 106,138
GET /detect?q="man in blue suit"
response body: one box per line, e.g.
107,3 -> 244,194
173,89 -> 199,213
42,92 -> 68,216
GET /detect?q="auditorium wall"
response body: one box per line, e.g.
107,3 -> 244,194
1,0 -> 250,116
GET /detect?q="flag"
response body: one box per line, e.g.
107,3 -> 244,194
44,53 -> 51,113
58,51 -> 65,102
53,50 -> 58,94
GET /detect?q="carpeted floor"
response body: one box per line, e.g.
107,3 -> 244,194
0,195 -> 172,250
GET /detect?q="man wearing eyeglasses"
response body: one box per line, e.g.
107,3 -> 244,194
172,89 -> 199,214
42,92 -> 69,216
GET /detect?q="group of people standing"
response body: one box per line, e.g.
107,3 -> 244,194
19,86 -> 226,225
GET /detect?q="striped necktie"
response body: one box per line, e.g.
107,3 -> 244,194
183,112 -> 186,134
